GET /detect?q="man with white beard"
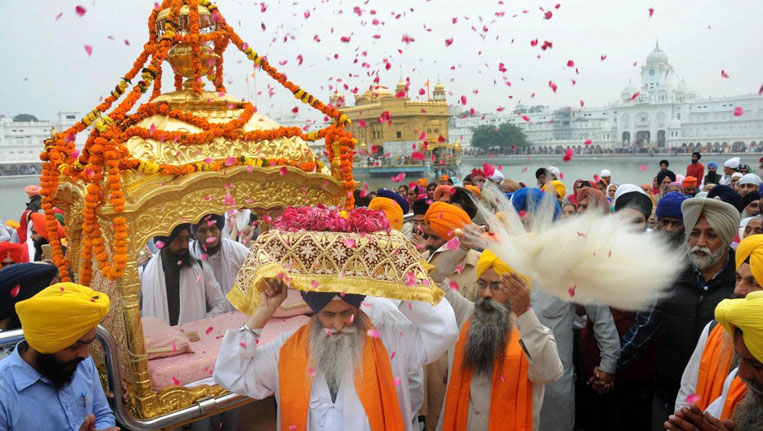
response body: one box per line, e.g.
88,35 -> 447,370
647,198 -> 740,430
213,279 -> 458,431
432,247 -> 563,431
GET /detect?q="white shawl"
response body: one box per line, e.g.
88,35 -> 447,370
140,252 -> 227,325
190,238 -> 250,312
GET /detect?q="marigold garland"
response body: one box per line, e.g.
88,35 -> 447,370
40,0 -> 355,285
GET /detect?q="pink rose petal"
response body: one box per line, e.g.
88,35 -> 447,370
84,45 -> 93,56
10,284 -> 21,298
171,377 -> 180,386
686,393 -> 700,404
445,237 -> 460,251
449,281 -> 459,291
205,326 -> 214,335
367,329 -> 381,338
393,376 -> 401,386
733,106 -> 744,117
639,164 -> 648,172
239,342 -> 247,349
75,5 -> 87,17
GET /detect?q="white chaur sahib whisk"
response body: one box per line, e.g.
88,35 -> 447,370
464,183 -> 683,311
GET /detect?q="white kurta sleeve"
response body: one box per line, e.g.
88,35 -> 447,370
676,321 -> 712,410
213,329 -> 293,400
516,309 -> 564,384
389,297 -> 459,372
203,263 -> 227,317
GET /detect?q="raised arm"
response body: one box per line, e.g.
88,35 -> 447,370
390,296 -> 459,372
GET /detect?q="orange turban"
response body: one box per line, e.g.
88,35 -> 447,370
439,174 -> 450,182
416,178 -> 428,187
369,197 -> 404,231
424,202 -> 471,240
464,185 -> 481,198
29,213 -> 65,240
434,185 -> 452,201
682,176 -> 698,187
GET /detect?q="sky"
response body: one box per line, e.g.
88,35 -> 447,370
0,0 -> 761,124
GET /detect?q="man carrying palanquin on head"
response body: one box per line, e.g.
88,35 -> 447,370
214,205 -> 459,431
434,248 -> 563,431
140,223 -> 227,325
0,283 -> 117,430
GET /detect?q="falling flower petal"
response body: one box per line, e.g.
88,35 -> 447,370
84,45 -> 93,56
404,272 -> 416,286
686,393 -> 700,404
342,238 -> 356,248
548,81 -> 558,92
279,166 -> 288,176
205,326 -> 214,335
566,60 -> 575,67
455,265 -> 464,274
444,37 -> 454,46
721,70 -> 730,79
445,237 -> 460,251
568,284 -> 577,298
411,151 -> 425,161
367,329 -> 381,338
155,240 -> 165,249
648,8 -> 654,17
75,5 -> 87,16
10,285 -> 20,298
733,106 -> 744,117
393,377 -> 401,386
449,281 -> 459,291
639,164 -> 648,172
562,148 -> 573,162
584,139 -> 592,146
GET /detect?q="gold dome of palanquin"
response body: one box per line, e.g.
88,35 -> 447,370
39,0 -> 357,421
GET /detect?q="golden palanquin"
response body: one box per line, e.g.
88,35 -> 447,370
39,0 -> 356,426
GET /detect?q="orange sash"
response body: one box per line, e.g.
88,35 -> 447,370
441,319 -> 533,431
277,322 -> 405,431
720,376 -> 748,420
695,323 -> 735,410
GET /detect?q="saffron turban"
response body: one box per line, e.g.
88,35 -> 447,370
376,189 -> 410,214
0,263 -> 58,323
682,176 -> 698,188
707,185 -> 743,212
656,191 -> 688,221
681,198 -> 740,247
433,185 -> 453,202
439,174 -> 450,182
424,202 -> 471,240
464,185 -> 481,198
29,212 -> 65,241
369,197 -> 404,231
24,185 -> 41,198
736,234 -> 763,287
715,290 -> 763,363
542,180 -> 567,199
476,250 -> 530,285
0,242 -> 29,264
15,283 -> 110,354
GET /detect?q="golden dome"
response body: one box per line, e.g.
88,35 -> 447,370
357,84 -> 396,101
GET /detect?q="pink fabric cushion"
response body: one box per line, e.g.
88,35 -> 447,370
272,288 -> 312,318
142,317 -> 193,360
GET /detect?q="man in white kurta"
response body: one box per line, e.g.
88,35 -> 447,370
433,247 -> 563,431
140,224 -> 227,325
213,281 -> 458,431
189,214 -> 250,313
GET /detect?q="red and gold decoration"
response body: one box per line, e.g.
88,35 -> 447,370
40,0 -> 356,285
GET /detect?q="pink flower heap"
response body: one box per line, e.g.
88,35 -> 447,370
274,204 -> 390,233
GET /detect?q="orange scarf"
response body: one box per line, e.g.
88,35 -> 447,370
277,322 -> 405,431
441,319 -> 533,431
695,323 -> 735,410
720,376 -> 748,420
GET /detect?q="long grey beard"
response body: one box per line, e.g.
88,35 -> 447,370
732,385 -> 763,431
462,297 -> 512,376
307,313 -> 368,395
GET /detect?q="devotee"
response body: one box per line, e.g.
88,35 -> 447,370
542,180 -> 566,206
686,152 -> 705,181
645,198 -> 740,430
0,242 -> 29,268
535,168 -> 549,188
743,216 -> 763,238
576,187 -> 609,215
667,181 -> 685,194
705,161 -> 722,186
708,185 -> 744,213
613,184 -> 653,232
368,196 -> 404,231
190,214 -> 250,313
674,234 -> 763,415
397,184 -> 409,199
500,178 -> 521,194
683,176 -> 699,196
738,163 -> 751,175
730,172 -> 744,192
410,199 -> 431,250
427,183 -> 437,200
655,191 -> 690,249
470,169 -> 487,189
213,275 -> 459,431
421,202 -> 480,430
569,180 -> 586,206
487,169 -> 504,186
0,283 -> 116,430
666,290 -> 763,431
660,160 -> 670,171
140,224 -> 227,325
657,170 -> 678,197
376,190 -> 411,236
561,203 -> 577,219
741,192 -> 761,219
737,174 -> 762,197
606,183 -> 619,201
719,158 -> 740,186
0,262 -> 58,332
447,187 -> 479,220
600,169 -> 612,185
439,175 -> 450,186
23,185 -> 42,212
462,175 -> 474,187
434,249 -> 563,431
548,166 -> 561,181
29,212 -> 64,262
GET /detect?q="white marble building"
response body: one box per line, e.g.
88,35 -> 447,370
0,112 -> 80,165
450,43 -> 763,152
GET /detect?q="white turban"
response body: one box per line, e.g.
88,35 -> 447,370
681,198 -> 741,246
613,184 -> 646,204
548,166 -> 561,178
731,172 -> 744,181
738,173 -> 762,186
724,157 -> 740,169
600,169 -> 611,177
489,169 -> 505,183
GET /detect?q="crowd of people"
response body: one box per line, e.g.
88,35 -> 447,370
0,150 -> 762,431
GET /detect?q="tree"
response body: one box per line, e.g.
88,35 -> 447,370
13,114 -> 39,122
471,122 -> 528,150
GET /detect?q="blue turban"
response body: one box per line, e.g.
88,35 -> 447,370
759,182 -> 763,198
707,185 -> 743,212
0,263 -> 58,324
300,290 -> 366,313
707,161 -> 719,170
193,214 -> 224,234
376,189 -> 410,214
511,188 -> 560,219
656,191 -> 689,221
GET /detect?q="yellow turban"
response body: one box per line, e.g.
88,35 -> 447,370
15,283 -> 110,354
715,291 -> 763,363
475,250 -> 531,285
542,180 -> 567,199
736,234 -> 763,287
424,201 -> 472,240
369,197 -> 403,231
